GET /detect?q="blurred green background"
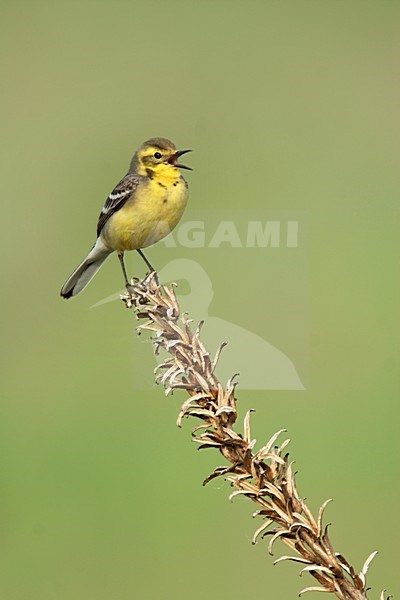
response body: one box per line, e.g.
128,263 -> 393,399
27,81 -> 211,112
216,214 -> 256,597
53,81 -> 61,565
1,1 -> 399,598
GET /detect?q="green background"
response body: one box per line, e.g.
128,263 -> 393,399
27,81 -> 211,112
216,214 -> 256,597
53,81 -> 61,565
1,1 -> 399,598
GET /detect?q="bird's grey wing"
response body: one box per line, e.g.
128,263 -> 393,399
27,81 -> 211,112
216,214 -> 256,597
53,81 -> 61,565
96,173 -> 139,237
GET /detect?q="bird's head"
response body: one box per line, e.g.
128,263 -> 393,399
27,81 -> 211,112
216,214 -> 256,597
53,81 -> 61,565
130,138 -> 192,178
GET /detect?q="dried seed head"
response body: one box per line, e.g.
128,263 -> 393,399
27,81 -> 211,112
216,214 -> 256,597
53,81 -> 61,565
122,275 -> 388,600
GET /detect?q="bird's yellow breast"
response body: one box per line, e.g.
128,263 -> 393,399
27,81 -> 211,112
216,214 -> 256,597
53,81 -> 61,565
101,175 -> 188,252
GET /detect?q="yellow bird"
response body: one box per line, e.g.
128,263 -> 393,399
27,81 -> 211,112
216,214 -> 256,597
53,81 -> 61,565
60,138 -> 191,298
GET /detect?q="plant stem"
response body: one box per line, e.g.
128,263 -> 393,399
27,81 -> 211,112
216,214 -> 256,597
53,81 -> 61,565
121,273 -> 388,600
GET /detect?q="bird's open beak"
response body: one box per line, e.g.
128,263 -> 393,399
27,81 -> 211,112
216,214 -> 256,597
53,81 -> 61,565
167,149 -> 193,170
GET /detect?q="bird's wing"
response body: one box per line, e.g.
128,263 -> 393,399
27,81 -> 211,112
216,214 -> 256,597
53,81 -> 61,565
97,173 -> 140,237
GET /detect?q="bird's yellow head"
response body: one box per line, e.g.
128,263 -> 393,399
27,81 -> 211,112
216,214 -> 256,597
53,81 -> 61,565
130,137 -> 192,179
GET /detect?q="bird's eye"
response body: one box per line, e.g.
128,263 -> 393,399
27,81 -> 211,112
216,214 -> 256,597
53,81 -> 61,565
154,152 -> 162,159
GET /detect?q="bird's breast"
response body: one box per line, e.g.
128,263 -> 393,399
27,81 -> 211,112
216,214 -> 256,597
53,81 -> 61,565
102,177 -> 188,251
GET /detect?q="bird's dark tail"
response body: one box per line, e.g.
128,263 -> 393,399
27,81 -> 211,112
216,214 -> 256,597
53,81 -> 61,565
60,238 -> 112,299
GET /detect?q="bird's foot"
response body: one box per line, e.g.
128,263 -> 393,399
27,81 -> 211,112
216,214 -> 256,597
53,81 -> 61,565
125,277 -> 140,294
150,270 -> 160,286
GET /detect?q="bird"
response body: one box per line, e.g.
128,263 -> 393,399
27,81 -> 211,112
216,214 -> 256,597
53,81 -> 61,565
60,137 -> 192,299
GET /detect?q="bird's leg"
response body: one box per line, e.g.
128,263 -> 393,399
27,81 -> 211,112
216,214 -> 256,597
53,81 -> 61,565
136,249 -> 159,285
118,251 -> 130,287
136,249 -> 156,272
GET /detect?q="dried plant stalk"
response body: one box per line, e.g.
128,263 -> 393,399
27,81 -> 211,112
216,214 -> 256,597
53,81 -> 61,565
121,273 -> 390,600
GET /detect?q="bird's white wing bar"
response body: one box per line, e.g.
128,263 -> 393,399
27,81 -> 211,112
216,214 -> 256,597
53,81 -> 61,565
97,174 -> 139,236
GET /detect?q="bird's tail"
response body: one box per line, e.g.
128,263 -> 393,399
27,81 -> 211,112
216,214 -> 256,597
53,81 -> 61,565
60,238 -> 112,299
